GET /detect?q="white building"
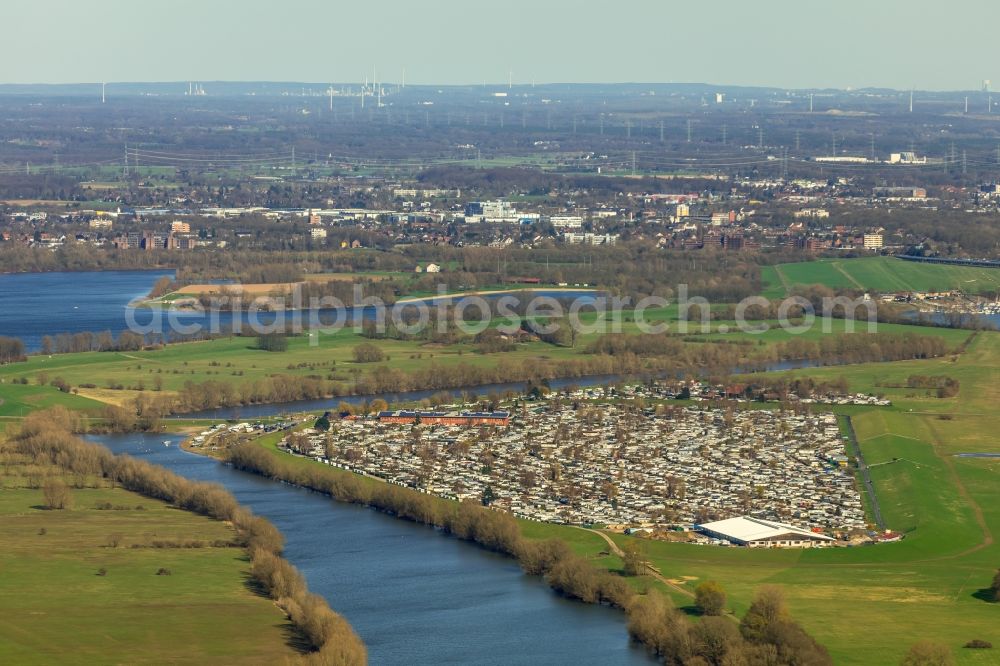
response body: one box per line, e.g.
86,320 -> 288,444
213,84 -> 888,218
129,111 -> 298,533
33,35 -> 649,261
563,232 -> 618,246
863,233 -> 883,250
464,200 -> 519,223
887,152 -> 927,165
310,227 -> 328,240
697,516 -> 835,548
549,215 -> 584,229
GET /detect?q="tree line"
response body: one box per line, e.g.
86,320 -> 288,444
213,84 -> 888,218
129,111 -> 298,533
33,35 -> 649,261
0,336 -> 26,364
94,330 -> 953,426
10,408 -> 366,665
628,585 -> 831,665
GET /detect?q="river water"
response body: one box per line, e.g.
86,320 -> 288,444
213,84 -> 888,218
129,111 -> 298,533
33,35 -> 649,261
88,432 -> 652,665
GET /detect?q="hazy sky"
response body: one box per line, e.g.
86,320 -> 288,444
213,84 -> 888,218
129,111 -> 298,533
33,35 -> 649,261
3,0 -> 998,90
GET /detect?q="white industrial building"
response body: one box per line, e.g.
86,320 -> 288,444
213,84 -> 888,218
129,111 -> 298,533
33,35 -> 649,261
697,516 -> 836,548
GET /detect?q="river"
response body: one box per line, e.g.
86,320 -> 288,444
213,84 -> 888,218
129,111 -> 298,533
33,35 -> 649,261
87,432 -> 652,665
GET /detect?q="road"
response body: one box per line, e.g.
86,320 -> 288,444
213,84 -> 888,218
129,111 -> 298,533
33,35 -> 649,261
842,416 -> 886,531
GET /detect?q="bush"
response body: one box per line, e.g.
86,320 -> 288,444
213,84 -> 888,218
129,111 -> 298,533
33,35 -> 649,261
50,377 -> 71,393
901,640 -> 955,665
156,568 -> 172,576
351,342 -> 385,363
695,580 -> 727,616
315,413 -> 331,432
256,333 -> 289,352
96,567 -> 107,577
42,477 -> 72,510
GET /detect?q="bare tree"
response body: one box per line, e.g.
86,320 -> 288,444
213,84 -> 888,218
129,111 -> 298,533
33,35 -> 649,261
42,477 -> 73,510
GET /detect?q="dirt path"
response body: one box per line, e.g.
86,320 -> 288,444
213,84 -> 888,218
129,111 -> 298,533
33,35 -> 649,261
395,287 -> 598,306
772,265 -> 792,295
831,261 -> 866,290
576,527 -> 696,600
843,416 -> 886,530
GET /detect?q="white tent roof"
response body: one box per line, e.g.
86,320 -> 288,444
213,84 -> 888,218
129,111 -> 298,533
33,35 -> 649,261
698,516 -> 834,542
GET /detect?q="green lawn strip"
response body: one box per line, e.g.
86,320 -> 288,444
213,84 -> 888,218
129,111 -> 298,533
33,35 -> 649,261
0,482 -> 295,665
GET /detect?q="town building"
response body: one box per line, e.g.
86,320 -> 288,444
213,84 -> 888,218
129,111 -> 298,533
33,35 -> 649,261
863,233 -> 884,250
563,232 -> 619,246
375,410 -> 511,426
464,200 -> 519,223
549,215 -> 584,229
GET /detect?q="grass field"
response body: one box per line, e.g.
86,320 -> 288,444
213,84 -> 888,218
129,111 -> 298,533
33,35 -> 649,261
0,382 -> 104,417
0,446 -> 298,664
768,256 -> 1000,295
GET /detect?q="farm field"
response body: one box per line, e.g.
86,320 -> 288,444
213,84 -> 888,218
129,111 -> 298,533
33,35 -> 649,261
0,443 -> 297,665
769,256 -> 1000,295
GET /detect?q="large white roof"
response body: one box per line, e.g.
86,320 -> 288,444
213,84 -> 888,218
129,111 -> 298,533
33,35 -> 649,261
698,516 -> 834,542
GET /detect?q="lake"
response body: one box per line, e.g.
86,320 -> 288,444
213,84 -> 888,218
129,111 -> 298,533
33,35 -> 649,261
0,270 -> 174,351
88,432 -> 653,665
0,269 -> 603,352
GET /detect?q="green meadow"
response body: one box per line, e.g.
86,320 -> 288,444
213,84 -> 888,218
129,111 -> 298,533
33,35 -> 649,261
0,450 -> 298,664
768,256 -> 1000,295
